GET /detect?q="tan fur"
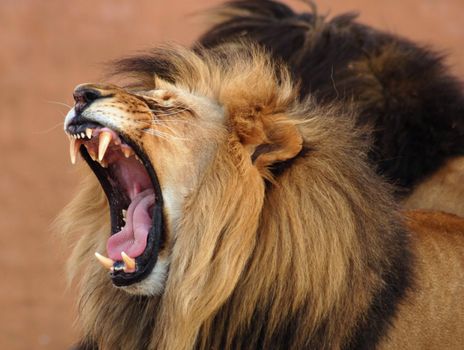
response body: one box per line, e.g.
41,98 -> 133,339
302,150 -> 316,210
404,156 -> 464,217
56,45 -> 464,349
380,210 -> 464,349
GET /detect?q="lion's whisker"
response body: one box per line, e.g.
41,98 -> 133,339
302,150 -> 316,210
134,119 -> 195,124
149,108 -> 191,116
141,128 -> 189,141
34,122 -> 66,134
141,130 -> 174,141
46,100 -> 73,109
142,129 -> 185,139
153,123 -> 180,135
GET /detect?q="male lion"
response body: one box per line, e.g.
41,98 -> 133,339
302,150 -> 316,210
58,45 -> 464,349
199,0 -> 464,217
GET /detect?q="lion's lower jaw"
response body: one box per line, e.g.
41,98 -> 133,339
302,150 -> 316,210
117,257 -> 170,296
116,187 -> 180,296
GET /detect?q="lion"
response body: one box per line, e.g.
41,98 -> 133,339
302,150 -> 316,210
57,44 -> 464,349
198,0 -> 464,217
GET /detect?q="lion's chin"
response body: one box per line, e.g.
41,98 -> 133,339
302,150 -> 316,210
65,117 -> 165,288
118,257 -> 170,296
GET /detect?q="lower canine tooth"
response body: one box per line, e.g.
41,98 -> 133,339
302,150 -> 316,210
121,251 -> 136,272
95,252 -> 114,270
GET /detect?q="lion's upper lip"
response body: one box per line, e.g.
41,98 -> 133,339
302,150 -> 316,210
65,120 -> 164,286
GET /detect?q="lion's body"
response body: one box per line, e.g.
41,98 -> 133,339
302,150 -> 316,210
58,44 -> 464,349
380,211 -> 464,349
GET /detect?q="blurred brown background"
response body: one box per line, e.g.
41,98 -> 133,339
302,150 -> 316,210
1,0 -> 463,348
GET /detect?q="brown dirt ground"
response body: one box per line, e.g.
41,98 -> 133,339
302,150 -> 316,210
1,0 -> 463,348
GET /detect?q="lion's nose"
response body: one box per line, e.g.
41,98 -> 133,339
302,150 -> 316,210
73,84 -> 103,114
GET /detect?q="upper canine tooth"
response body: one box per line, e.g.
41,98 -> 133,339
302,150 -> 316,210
69,138 -> 80,164
98,131 -> 112,161
85,128 -> 92,139
121,251 -> 136,272
94,252 -> 114,270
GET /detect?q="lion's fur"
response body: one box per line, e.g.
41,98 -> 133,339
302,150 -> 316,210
57,44 -> 464,349
403,157 -> 464,215
379,210 -> 464,349
198,0 -> 464,217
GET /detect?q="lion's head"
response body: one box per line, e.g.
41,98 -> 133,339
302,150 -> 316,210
58,44 -> 411,349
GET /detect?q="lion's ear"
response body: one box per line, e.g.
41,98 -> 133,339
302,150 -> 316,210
236,113 -> 303,172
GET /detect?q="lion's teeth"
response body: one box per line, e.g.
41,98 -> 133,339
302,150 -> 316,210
122,209 -> 127,220
121,251 -> 136,272
94,252 -> 114,270
98,131 -> 112,161
80,132 -> 86,139
85,128 -> 92,139
86,146 -> 97,161
122,147 -> 134,158
69,138 -> 80,164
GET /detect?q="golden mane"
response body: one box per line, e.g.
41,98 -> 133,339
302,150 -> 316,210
58,44 -> 417,349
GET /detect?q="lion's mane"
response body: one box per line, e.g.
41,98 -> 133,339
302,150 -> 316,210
57,45 -> 412,349
199,0 -> 464,198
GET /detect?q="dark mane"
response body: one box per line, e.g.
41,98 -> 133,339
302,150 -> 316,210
198,0 -> 464,194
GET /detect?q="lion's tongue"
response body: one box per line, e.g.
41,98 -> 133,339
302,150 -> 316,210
107,189 -> 155,261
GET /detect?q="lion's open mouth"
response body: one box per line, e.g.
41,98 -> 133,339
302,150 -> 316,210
66,122 -> 164,287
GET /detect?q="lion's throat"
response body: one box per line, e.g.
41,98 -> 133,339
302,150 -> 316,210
106,189 -> 155,260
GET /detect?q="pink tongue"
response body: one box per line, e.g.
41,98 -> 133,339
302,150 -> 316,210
107,189 -> 155,261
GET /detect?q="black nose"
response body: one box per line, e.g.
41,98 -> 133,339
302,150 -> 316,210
73,85 -> 102,114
